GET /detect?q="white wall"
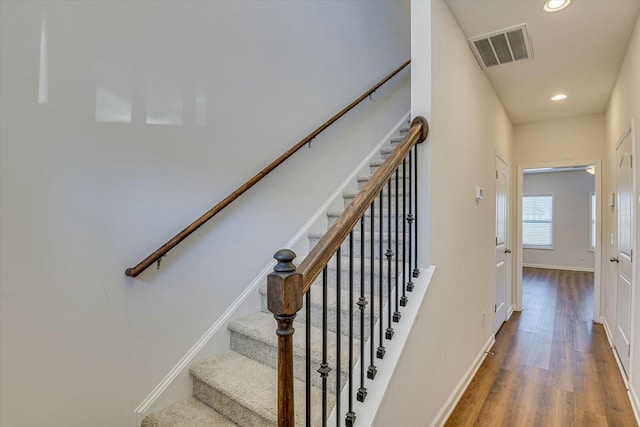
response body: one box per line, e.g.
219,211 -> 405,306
604,12 -> 640,414
374,1 -> 514,425
515,115 -> 606,164
523,171 -> 595,271
0,1 -> 411,425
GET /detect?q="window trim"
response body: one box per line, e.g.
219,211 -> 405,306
522,193 -> 554,249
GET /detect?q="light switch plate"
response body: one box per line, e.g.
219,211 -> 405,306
475,186 -> 483,201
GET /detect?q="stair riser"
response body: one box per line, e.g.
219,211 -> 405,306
260,295 -> 381,340
327,209 -> 402,226
327,211 -> 411,228
343,194 -> 411,210
229,331 -> 351,391
313,264 -> 401,294
357,174 -> 409,191
193,379 -> 274,427
369,163 -> 411,177
381,149 -> 413,160
351,185 -> 410,197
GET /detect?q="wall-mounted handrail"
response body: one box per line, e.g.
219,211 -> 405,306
125,60 -> 411,277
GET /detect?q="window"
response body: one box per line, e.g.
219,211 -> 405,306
523,194 -> 553,248
589,192 -> 596,251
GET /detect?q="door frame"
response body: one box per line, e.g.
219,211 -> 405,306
494,152 -> 511,330
515,159 -> 602,323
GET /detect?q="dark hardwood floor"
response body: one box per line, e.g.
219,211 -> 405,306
445,267 -> 637,427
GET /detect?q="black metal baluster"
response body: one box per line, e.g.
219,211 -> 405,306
406,149 -> 414,293
346,232 -> 356,426
306,289 -> 312,427
367,200 -> 377,379
318,267 -> 331,427
335,249 -> 341,426
400,157 -> 408,307
357,216 -> 369,400
393,168 -> 401,322
377,190 -> 386,359
413,144 -> 420,278
385,179 -> 394,340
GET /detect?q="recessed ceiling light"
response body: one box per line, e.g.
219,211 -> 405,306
551,94 -> 567,101
544,0 -> 571,12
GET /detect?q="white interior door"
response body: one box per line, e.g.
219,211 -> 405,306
614,129 -> 634,376
495,156 -> 509,333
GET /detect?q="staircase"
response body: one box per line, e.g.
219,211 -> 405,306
141,121 -> 412,427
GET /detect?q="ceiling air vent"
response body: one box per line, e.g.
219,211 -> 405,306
468,24 -> 533,69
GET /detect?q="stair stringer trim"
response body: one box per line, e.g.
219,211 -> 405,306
132,110 -> 411,425
429,334 -> 496,427
327,265 -> 435,426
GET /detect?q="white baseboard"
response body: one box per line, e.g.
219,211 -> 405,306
603,317 -> 614,347
522,263 -> 594,273
506,305 -> 514,320
630,384 -> 640,425
602,315 -> 636,420
132,111 -> 411,423
429,334 -> 496,427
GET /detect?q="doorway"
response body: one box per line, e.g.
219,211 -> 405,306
515,160 -> 602,322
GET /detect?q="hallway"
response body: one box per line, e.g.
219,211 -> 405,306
445,268 -> 637,426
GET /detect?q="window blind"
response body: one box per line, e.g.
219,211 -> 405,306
523,195 -> 553,247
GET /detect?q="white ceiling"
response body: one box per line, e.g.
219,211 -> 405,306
445,0 -> 640,125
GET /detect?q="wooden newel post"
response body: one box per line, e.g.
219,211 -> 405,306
267,249 -> 304,427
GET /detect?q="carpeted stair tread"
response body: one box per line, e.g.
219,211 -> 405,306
141,398 -> 238,427
342,186 -> 407,200
259,283 -> 373,315
309,231 -> 405,257
357,172 -> 406,186
190,352 -> 333,427
327,207 -> 400,217
259,283 -> 379,339
308,230 -> 404,241
229,312 -> 355,365
369,157 -> 410,169
228,312 -> 357,389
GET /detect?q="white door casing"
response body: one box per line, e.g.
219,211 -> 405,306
614,128 -> 634,376
495,155 -> 509,333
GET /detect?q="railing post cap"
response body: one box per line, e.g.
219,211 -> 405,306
273,249 -> 297,272
411,116 -> 429,143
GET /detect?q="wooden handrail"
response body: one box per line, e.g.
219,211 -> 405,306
297,116 -> 428,291
125,60 -> 411,277
266,116 -> 428,427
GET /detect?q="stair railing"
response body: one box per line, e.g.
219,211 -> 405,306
125,60 -> 411,277
267,116 -> 428,427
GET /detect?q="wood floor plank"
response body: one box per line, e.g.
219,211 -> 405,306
547,339 -> 574,392
475,368 -> 520,427
508,365 -> 547,426
445,268 -> 637,427
540,385 -> 574,427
